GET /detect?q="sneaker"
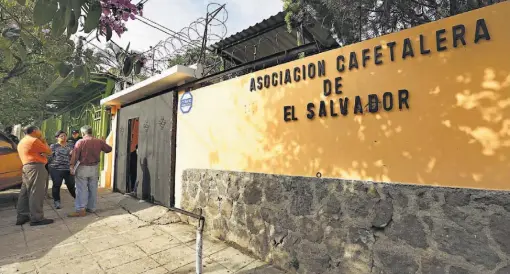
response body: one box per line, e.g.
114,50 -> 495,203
15,216 -> 30,226
54,201 -> 61,209
68,209 -> 86,217
85,208 -> 96,213
30,219 -> 54,226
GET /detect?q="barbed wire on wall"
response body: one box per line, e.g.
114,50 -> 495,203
141,3 -> 229,77
89,2 -> 334,89
90,2 -> 326,85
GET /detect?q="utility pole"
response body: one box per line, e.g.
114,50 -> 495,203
198,4 -> 226,64
359,1 -> 362,42
151,46 -> 155,76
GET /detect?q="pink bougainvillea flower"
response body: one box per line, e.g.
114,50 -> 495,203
98,0 -> 142,37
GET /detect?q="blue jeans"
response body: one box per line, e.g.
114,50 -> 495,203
74,165 -> 99,211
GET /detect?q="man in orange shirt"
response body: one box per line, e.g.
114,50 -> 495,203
16,126 -> 54,226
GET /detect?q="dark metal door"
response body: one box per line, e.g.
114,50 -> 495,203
114,92 -> 177,207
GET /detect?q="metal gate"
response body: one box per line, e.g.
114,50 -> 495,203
115,92 -> 177,207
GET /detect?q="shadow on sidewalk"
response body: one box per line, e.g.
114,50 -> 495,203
0,187 -> 283,273
0,187 -> 172,273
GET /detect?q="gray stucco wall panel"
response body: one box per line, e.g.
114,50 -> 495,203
153,93 -> 176,206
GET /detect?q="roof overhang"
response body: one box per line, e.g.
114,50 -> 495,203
208,11 -> 336,63
42,73 -> 114,117
100,65 -> 201,106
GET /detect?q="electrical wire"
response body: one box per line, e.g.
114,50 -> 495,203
143,2 -> 229,76
137,0 -> 150,6
82,35 -> 95,47
138,15 -> 194,44
135,17 -> 194,43
82,2 -> 228,78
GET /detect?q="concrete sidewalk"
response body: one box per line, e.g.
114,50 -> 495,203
0,188 -> 284,274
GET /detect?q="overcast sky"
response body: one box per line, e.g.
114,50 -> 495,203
84,0 -> 283,53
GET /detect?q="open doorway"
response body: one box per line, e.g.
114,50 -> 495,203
126,118 -> 139,195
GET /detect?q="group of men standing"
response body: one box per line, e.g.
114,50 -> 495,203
15,125 -> 112,226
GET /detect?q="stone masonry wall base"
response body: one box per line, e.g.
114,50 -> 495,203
181,169 -> 510,274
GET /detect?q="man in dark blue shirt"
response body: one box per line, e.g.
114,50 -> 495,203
67,129 -> 82,148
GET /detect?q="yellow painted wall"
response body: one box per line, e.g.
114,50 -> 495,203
103,126 -> 115,189
175,2 -> 510,199
103,106 -> 119,189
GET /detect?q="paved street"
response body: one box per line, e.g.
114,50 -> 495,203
0,187 -> 283,274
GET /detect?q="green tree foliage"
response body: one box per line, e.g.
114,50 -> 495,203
29,0 -> 142,40
0,1 -> 73,83
165,46 -> 223,76
0,0 -> 101,125
0,1 -> 71,125
283,0 -> 506,46
28,0 -> 144,78
1,0 -> 142,84
94,42 -> 146,82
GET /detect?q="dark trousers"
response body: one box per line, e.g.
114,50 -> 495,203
45,164 -> 49,198
129,151 -> 137,192
17,163 -> 48,222
49,168 -> 76,202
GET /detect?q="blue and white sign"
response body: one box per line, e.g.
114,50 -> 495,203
180,91 -> 193,114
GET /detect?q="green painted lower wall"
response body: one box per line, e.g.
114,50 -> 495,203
41,78 -> 115,171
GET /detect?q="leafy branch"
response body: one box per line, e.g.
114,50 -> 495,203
282,0 -> 504,46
